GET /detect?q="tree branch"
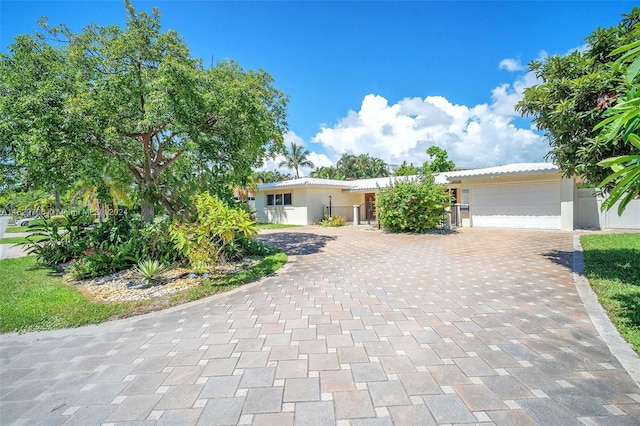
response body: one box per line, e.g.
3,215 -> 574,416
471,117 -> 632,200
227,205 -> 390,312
156,151 -> 182,174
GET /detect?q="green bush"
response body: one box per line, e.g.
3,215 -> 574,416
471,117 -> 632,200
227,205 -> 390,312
66,214 -> 183,279
27,211 -> 183,280
25,213 -> 94,265
320,214 -> 347,227
376,173 -> 452,233
90,214 -> 180,266
69,246 -> 123,280
170,192 -> 258,274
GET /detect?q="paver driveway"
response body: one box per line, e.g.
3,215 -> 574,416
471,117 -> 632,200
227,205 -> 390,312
2,226 -> 640,425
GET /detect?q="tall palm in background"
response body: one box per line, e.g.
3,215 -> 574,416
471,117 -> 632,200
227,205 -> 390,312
279,143 -> 315,178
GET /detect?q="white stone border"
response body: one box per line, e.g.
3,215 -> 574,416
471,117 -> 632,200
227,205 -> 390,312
572,235 -> 640,384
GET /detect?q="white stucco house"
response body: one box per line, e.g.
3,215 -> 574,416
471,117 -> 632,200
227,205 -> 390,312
254,163 -> 640,231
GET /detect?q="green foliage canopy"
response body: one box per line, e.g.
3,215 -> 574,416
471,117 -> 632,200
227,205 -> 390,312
422,146 -> 455,173
516,8 -> 640,186
595,24 -> 640,214
309,166 -> 345,180
310,153 -> 389,180
394,161 -> 419,176
0,1 -> 288,220
254,170 -> 294,183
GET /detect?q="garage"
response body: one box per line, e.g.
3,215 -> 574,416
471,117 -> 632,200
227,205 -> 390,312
470,180 -> 562,229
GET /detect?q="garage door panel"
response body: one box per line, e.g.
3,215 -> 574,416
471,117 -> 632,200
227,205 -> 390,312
472,215 -> 561,229
471,181 -> 561,229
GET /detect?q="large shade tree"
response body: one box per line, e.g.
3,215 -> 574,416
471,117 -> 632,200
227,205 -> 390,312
516,8 -> 640,187
0,1 -> 288,220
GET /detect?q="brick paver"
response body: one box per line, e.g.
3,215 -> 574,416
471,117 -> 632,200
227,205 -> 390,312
1,226 -> 640,425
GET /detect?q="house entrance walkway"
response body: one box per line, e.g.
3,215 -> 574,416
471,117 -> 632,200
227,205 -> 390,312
2,226 -> 640,425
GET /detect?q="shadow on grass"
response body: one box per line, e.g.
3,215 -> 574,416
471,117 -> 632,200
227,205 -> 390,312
582,248 -> 640,286
257,232 -> 336,255
542,247 -> 639,283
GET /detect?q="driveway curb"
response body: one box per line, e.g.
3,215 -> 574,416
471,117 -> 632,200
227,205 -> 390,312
572,235 -> 640,384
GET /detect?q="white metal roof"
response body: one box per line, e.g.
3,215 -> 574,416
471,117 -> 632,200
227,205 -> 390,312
256,177 -> 355,190
348,176 -> 411,191
443,163 -> 559,179
255,163 -> 559,191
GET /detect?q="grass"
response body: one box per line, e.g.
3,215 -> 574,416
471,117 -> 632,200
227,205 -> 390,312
257,223 -> 301,229
4,225 -> 27,233
581,233 -> 640,353
0,256 -> 129,333
0,236 -> 39,245
0,252 -> 287,333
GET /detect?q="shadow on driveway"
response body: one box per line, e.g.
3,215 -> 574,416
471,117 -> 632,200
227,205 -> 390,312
257,232 -> 336,255
541,249 -> 573,270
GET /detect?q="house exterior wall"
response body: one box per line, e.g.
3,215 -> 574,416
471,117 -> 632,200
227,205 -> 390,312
253,167 -> 637,230
255,187 -> 308,225
255,186 -> 366,225
307,188 -> 363,223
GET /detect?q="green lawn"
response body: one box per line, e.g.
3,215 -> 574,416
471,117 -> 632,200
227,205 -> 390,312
581,233 -> 640,352
0,256 -> 129,333
257,223 -> 301,229
4,225 -> 27,233
0,252 -> 287,333
0,236 -> 32,245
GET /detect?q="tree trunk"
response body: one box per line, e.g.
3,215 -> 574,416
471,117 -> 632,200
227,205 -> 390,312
53,183 -> 61,215
141,198 -> 154,222
141,134 -> 155,222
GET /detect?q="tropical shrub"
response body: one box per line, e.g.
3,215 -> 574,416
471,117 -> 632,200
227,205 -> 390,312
69,245 -> 123,280
320,214 -> 347,227
170,192 -> 258,274
88,213 -> 182,266
376,174 -> 452,233
25,213 -> 94,265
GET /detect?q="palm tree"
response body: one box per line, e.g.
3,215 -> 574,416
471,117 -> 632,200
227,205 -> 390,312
310,166 -> 345,180
279,143 -> 315,178
254,170 -> 294,183
69,165 -> 132,221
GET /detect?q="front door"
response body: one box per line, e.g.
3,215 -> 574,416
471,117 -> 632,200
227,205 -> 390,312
364,193 -> 376,221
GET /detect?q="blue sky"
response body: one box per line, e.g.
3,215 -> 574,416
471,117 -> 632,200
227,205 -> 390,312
1,1 -> 637,173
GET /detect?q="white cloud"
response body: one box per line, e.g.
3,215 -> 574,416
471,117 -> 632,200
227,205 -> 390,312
306,151 -> 333,170
499,58 -> 525,72
258,131 -> 332,177
310,74 -> 547,169
566,43 -> 588,55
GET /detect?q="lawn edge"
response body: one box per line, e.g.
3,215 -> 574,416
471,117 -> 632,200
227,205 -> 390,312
1,251 -> 288,334
572,235 -> 640,384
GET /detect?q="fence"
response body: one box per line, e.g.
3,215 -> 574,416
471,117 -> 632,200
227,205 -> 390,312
322,205 -> 354,222
359,201 -> 376,224
322,203 -> 455,229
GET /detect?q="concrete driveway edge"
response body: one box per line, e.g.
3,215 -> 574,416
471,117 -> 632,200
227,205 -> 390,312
572,235 -> 640,384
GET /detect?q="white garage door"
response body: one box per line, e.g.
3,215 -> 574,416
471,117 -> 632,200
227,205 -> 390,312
471,181 -> 561,229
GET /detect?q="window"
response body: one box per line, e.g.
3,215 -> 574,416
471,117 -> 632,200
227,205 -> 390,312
267,193 -> 292,206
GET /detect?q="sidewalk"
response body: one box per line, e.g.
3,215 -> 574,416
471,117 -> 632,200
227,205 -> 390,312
0,215 -> 29,260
